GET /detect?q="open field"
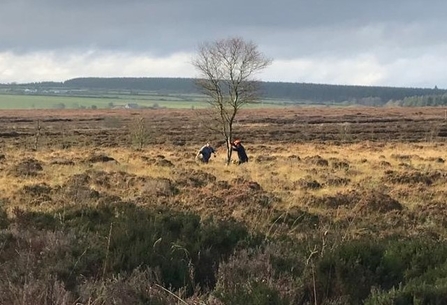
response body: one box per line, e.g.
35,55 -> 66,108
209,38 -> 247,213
1,106 -> 447,304
0,93 -> 290,110
1,106 -> 447,148
0,93 -> 209,109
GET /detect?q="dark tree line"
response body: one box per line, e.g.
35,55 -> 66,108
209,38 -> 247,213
3,77 -> 447,105
63,78 -> 447,104
387,93 -> 447,106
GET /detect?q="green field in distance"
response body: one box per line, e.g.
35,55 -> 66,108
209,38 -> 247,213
0,93 -> 291,109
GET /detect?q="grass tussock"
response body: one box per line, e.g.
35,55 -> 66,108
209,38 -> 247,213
1,141 -> 447,304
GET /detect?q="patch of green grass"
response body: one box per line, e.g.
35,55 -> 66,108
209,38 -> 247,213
0,93 -> 211,109
0,93 -> 292,109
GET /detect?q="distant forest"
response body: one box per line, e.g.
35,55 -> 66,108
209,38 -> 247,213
4,77 -> 447,106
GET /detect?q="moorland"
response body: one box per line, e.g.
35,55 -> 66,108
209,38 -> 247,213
1,106 -> 447,304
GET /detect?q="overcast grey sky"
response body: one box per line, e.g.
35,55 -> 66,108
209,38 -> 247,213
1,0 -> 446,88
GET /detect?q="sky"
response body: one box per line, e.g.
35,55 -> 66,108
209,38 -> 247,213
1,0 -> 447,88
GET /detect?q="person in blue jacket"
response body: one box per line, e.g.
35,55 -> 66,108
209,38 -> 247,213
231,139 -> 249,164
196,143 -> 216,163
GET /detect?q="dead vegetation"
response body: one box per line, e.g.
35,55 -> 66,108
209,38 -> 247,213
1,107 -> 447,304
0,107 -> 446,229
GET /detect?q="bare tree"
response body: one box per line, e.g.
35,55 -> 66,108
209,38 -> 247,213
130,116 -> 149,150
192,37 -> 272,165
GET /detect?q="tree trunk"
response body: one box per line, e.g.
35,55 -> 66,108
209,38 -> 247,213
225,137 -> 233,165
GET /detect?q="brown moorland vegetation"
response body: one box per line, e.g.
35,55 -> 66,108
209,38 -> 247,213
1,106 -> 447,304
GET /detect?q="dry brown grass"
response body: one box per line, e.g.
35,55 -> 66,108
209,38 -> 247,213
1,106 -> 447,237
1,139 -> 446,238
3,107 -> 447,304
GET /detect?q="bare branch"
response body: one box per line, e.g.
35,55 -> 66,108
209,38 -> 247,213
192,37 -> 272,164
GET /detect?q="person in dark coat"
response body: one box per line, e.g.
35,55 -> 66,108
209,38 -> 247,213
196,143 -> 216,163
231,139 -> 248,164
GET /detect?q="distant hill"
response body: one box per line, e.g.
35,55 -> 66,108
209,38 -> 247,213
63,77 -> 447,105
3,77 -> 447,106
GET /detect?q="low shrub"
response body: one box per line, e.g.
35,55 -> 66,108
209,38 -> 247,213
5,200 -> 447,304
4,201 -> 254,297
213,246 -> 301,305
365,281 -> 447,305
315,238 -> 447,304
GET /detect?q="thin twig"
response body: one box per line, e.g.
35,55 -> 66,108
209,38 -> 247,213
155,284 -> 189,305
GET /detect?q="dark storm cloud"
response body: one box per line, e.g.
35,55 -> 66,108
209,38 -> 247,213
2,0 -> 446,56
2,0 -> 447,86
